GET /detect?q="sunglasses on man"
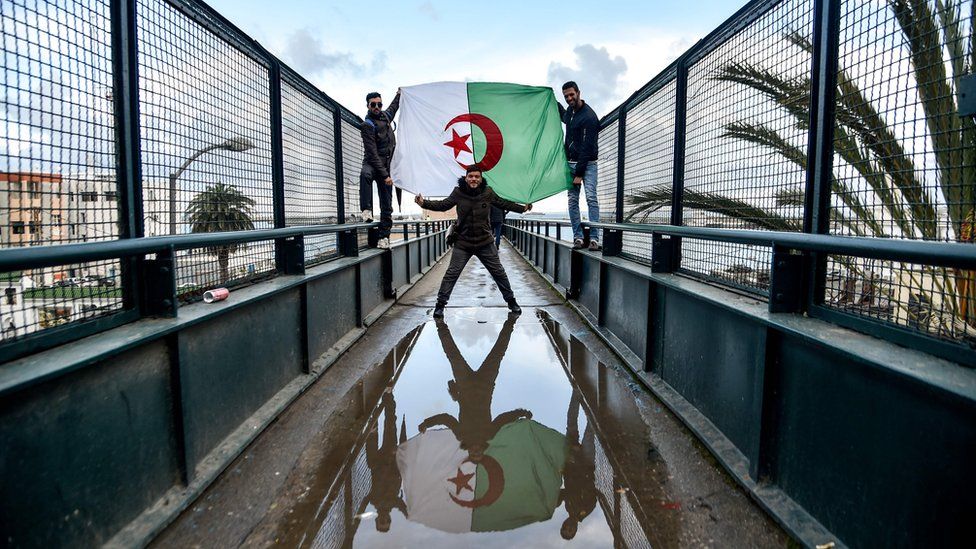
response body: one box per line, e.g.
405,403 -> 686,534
369,101 -> 382,108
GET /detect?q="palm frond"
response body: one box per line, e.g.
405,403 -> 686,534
775,187 -> 805,208
626,185 -> 802,232
890,0 -> 962,228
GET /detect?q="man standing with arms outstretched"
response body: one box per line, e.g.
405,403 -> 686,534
360,88 -> 400,248
558,81 -> 601,251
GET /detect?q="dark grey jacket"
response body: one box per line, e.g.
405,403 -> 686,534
421,180 -> 526,251
361,93 -> 401,179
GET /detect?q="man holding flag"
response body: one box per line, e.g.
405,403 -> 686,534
360,88 -> 400,249
558,81 -> 601,251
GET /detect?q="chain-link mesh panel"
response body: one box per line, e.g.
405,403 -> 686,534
339,118 -> 369,247
593,435 -> 615,506
1,0 -> 120,248
350,444 -> 372,515
175,239 -> 275,301
137,0 -> 274,298
1,262 -> 123,342
824,0 -> 976,343
619,492 -> 651,549
281,81 -> 339,265
309,483 -> 346,549
682,239 -> 772,293
0,0 -> 126,338
621,81 -> 677,264
680,0 -> 814,295
340,119 -> 363,223
596,120 -> 618,225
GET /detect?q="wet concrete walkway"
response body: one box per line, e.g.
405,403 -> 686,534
152,243 -> 788,548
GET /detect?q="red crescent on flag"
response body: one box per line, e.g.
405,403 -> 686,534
445,113 -> 504,171
449,456 -> 504,508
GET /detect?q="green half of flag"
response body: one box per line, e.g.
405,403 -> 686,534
467,82 -> 573,204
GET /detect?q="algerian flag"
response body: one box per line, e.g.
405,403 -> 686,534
391,81 -> 572,202
396,420 -> 565,533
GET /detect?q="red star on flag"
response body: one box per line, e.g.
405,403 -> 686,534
443,128 -> 472,159
447,467 -> 475,495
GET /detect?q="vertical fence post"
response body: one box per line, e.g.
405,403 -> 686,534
268,61 -> 297,274
616,106 -> 627,224
802,0 -> 841,311
333,108 -> 346,224
603,106 -> 627,256
669,57 -> 690,271
110,0 -> 149,315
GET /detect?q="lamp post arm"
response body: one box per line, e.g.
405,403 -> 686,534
167,143 -> 224,236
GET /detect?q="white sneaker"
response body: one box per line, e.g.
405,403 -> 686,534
377,237 -> 390,249
361,209 -> 374,221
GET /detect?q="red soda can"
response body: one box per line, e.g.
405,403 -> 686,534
203,287 -> 230,303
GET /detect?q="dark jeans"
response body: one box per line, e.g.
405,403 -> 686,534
491,222 -> 503,248
436,244 -> 516,306
359,163 -> 393,239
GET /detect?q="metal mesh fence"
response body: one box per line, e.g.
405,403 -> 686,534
824,0 -> 976,343
136,0 -> 275,298
350,444 -> 371,515
309,483 -> 346,549
621,80 -> 677,264
619,491 -> 651,549
339,118 -> 368,247
0,262 -> 123,342
593,434 -> 615,507
281,80 -> 339,266
680,0 -> 814,294
340,118 -> 363,223
0,0 -> 126,339
1,0 -> 120,247
596,120 -> 618,226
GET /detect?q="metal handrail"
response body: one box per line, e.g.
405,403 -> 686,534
507,219 -> 976,270
0,221 -> 451,271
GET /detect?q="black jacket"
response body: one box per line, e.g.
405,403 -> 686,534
558,101 -> 599,177
361,93 -> 401,179
421,179 -> 527,250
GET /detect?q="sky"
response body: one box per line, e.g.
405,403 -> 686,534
205,0 -> 752,212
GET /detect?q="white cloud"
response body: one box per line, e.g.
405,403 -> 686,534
282,28 -> 388,77
548,44 -> 628,112
418,1 -> 439,21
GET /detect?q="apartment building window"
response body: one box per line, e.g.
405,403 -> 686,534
28,181 -> 40,198
81,192 -> 98,202
11,222 -> 25,234
104,191 -> 117,202
5,288 -> 15,306
51,214 -> 61,226
28,221 -> 39,234
9,182 -> 21,193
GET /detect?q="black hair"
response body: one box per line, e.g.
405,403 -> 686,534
366,91 -> 381,104
561,81 -> 579,93
465,164 -> 483,175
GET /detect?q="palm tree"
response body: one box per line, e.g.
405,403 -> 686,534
185,182 -> 256,282
627,0 -> 976,337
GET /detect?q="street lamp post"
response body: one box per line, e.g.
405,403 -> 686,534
168,137 -> 254,235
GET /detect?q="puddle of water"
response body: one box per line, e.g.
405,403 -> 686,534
274,310 -> 678,549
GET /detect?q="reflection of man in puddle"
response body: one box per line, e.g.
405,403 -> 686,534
560,390 -> 597,540
366,391 -> 407,532
418,315 -> 532,462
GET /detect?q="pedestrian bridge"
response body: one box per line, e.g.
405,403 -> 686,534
2,0 -> 975,547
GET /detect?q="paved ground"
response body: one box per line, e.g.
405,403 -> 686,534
152,242 -> 789,548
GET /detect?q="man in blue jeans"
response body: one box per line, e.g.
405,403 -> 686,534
558,81 -> 601,250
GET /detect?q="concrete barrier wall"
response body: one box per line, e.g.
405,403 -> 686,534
507,224 -> 976,549
0,229 -> 448,548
